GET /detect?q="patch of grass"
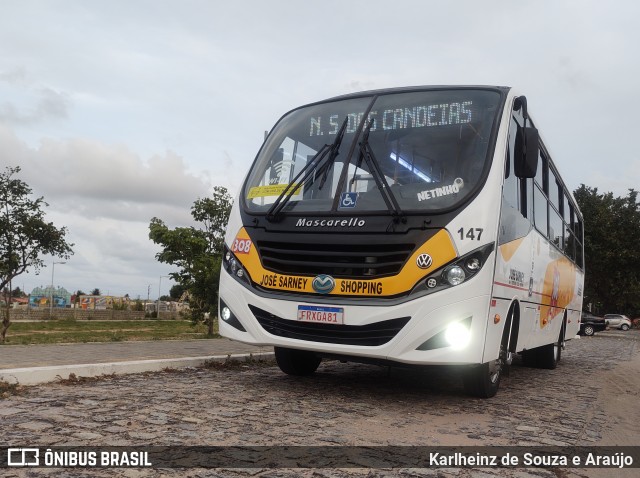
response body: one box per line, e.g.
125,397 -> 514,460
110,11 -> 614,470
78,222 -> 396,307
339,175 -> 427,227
56,372 -> 117,385
1,381 -> 27,399
1,319 -> 218,345
203,355 -> 276,370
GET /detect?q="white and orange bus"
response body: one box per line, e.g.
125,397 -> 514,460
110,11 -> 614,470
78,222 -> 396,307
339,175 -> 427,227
219,86 -> 584,397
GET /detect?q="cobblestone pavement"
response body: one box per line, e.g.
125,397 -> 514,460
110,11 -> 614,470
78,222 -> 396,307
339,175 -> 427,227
1,331 -> 638,478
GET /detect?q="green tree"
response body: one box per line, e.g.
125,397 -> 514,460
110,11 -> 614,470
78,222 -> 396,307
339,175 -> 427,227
132,299 -> 144,312
91,288 -> 101,296
149,186 -> 232,335
169,283 -> 186,301
0,166 -> 74,342
574,185 -> 640,317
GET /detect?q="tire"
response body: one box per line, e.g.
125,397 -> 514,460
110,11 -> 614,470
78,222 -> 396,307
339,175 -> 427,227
274,347 -> 321,376
521,348 -> 538,367
522,324 -> 564,369
536,329 -> 562,370
621,324 -> 630,331
463,313 -> 514,398
583,325 -> 595,336
463,358 -> 502,398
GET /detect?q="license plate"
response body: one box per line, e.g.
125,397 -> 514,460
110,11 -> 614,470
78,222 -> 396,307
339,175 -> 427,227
297,305 -> 344,324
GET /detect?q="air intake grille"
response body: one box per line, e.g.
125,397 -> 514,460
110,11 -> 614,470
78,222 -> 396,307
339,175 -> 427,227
256,240 -> 414,278
249,305 -> 410,346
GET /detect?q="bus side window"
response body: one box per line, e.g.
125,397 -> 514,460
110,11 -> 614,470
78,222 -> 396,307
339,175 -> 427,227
533,182 -> 548,237
533,151 -> 549,238
499,113 -> 532,245
504,114 -> 531,217
503,116 -> 519,210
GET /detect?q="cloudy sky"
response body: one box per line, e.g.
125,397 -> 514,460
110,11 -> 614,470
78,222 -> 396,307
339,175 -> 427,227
1,0 -> 639,299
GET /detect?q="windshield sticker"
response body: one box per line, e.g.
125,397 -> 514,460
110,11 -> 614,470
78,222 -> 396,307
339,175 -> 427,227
339,192 -> 358,208
417,178 -> 464,202
247,184 -> 302,199
309,101 -> 474,137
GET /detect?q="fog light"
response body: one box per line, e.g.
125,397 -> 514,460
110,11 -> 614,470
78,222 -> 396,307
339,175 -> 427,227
465,257 -> 481,271
221,307 -> 232,322
445,322 -> 471,350
444,265 -> 466,286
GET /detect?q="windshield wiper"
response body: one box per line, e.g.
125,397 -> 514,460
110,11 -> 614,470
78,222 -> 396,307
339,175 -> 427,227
351,119 -> 404,217
266,117 -> 348,221
317,117 -> 349,190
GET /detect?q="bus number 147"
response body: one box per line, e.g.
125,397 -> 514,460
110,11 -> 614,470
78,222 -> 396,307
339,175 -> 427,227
458,227 -> 484,241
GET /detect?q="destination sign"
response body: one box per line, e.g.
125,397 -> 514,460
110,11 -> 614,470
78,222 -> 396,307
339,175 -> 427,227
309,101 -> 474,137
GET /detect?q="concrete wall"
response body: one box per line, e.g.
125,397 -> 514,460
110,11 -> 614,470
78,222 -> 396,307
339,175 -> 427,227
9,309 -> 181,321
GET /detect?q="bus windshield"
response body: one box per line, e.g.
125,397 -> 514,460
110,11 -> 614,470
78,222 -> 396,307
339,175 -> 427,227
243,88 -> 502,214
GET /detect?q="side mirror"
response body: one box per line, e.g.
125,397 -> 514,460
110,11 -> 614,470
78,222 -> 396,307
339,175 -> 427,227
514,126 -> 539,178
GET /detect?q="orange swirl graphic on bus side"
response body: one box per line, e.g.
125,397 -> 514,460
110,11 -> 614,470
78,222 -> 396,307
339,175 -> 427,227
539,257 -> 577,328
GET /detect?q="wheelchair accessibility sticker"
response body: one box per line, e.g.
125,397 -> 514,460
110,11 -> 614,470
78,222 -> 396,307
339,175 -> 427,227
339,192 -> 358,208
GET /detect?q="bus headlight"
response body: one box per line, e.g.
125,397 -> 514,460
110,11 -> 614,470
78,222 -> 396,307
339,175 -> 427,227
409,243 -> 494,298
444,265 -> 466,286
222,245 -> 251,286
444,321 -> 472,350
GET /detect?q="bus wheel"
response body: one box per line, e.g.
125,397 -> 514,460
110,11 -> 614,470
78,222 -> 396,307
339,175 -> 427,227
521,348 -> 537,367
274,347 -> 321,376
464,307 -> 516,398
463,344 -> 505,398
536,329 -> 563,370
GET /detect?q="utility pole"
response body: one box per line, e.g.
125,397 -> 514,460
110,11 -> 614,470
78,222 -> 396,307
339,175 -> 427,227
49,261 -> 66,319
157,276 -> 168,318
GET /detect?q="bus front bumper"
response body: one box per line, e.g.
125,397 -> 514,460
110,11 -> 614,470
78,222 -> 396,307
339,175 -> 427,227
218,268 -> 496,366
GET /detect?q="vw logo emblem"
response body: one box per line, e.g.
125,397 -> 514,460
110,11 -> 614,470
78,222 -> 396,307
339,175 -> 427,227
416,253 -> 433,269
312,274 -> 335,294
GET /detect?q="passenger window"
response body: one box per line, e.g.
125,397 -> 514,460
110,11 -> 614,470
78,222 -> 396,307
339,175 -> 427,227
563,195 -> 571,224
576,241 -> 584,268
549,208 -> 563,249
535,152 -> 547,191
565,231 -> 576,261
533,185 -> 548,237
575,218 -> 584,241
548,169 -> 561,211
503,117 -> 519,210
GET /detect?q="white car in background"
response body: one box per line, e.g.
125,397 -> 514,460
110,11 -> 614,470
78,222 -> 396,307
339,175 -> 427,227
604,314 -> 632,331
